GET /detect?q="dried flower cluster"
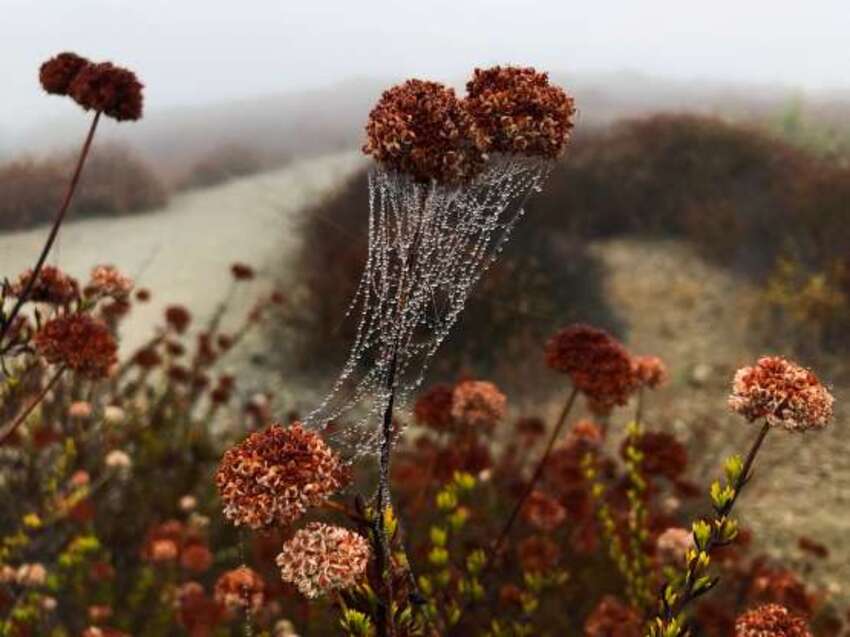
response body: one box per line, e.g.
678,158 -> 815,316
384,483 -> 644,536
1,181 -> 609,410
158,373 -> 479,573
275,522 -> 369,598
214,567 -> 266,613
86,265 -> 134,300
215,423 -> 348,529
450,380 -> 507,429
734,604 -> 812,637
9,265 -> 80,305
34,313 -> 117,378
465,66 -> 575,158
545,324 -> 637,408
413,382 -> 456,431
729,356 -> 834,432
363,79 -> 483,184
40,52 -> 143,121
584,595 -> 642,637
632,355 -> 669,389
363,66 -> 574,183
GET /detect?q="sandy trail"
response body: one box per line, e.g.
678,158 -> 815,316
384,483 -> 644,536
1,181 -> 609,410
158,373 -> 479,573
0,152 -> 364,352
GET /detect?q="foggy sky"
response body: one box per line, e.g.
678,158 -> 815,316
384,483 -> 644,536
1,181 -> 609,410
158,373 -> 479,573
2,0 -> 849,133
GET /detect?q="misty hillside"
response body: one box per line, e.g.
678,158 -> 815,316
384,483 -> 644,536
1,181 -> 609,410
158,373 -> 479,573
9,72 -> 850,176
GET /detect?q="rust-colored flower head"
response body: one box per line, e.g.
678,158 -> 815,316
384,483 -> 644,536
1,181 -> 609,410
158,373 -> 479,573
34,313 -> 117,378
522,490 -> 567,532
545,324 -> 637,409
621,431 -> 688,480
584,596 -> 642,637
735,604 -> 812,637
133,346 -> 162,370
632,355 -> 669,390
180,544 -> 213,573
517,535 -> 560,573
9,265 -> 80,305
464,66 -> 575,158
275,522 -> 370,598
86,265 -> 134,300
450,380 -> 507,430
729,356 -> 834,432
230,263 -> 255,281
69,61 -> 144,121
215,423 -> 349,529
39,52 -> 91,96
165,305 -> 192,334
363,79 -> 484,184
214,567 -> 266,613
414,383 -> 456,431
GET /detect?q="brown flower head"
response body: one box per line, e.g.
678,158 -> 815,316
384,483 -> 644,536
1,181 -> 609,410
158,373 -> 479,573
729,356 -> 834,432
69,61 -> 144,121
165,305 -> 192,333
584,596 -> 642,637
86,265 -> 134,300
545,324 -> 637,408
451,380 -> 507,430
133,346 -> 162,369
275,522 -> 370,598
215,423 -> 349,529
180,544 -> 213,573
39,52 -> 90,95
363,79 -> 484,184
35,313 -> 117,378
9,265 -> 80,305
735,604 -> 812,637
632,355 -> 669,390
214,567 -> 266,613
517,535 -> 560,573
231,263 -> 255,281
522,490 -> 567,532
175,581 -> 225,635
414,383 -> 455,431
464,66 -> 575,158
621,431 -> 688,481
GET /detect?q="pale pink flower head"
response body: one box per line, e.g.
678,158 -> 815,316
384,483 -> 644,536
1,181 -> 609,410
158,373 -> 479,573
276,523 -> 370,598
655,527 -> 693,566
450,380 -> 507,430
729,356 -> 834,432
215,423 -> 348,530
735,604 -> 812,637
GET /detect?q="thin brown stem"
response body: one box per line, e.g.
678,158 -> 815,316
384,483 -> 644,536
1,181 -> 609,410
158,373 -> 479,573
0,111 -> 102,348
0,366 -> 65,444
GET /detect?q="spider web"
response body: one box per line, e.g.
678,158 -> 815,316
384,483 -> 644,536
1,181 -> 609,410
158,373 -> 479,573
304,155 -> 552,457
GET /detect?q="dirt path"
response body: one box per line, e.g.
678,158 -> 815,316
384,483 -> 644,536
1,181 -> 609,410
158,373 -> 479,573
0,152 -> 364,352
591,237 -> 850,603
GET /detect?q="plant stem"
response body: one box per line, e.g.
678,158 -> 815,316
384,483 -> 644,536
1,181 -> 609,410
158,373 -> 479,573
0,111 -> 102,348
0,366 -> 65,444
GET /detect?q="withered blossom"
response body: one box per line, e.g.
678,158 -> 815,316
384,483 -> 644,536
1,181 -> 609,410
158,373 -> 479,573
632,355 -> 669,389
86,264 -> 134,300
214,566 -> 266,613
363,79 -> 484,184
275,522 -> 370,598
729,356 -> 834,432
9,265 -> 80,305
230,263 -> 255,281
413,383 -> 456,431
522,490 -> 567,532
734,604 -> 812,637
517,535 -> 560,573
34,313 -> 117,378
69,61 -> 144,121
545,324 -> 637,408
39,52 -> 90,96
584,596 -> 642,637
450,380 -> 507,430
215,423 -> 348,529
165,305 -> 192,333
464,65 -> 575,158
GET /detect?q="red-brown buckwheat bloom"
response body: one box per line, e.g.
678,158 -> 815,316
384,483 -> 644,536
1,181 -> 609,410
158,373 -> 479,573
729,356 -> 834,432
69,61 -> 144,121
363,79 -> 484,184
214,567 -> 266,613
165,305 -> 192,334
735,604 -> 812,637
414,383 -> 456,431
39,52 -> 91,96
275,522 -> 370,598
450,380 -> 507,430
632,355 -> 669,389
215,423 -> 348,529
517,535 -> 560,573
9,266 -> 80,305
522,490 -> 567,532
464,66 -> 575,158
86,265 -> 134,300
584,595 -> 642,637
34,313 -> 117,378
545,324 -> 637,408
230,263 -> 255,281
